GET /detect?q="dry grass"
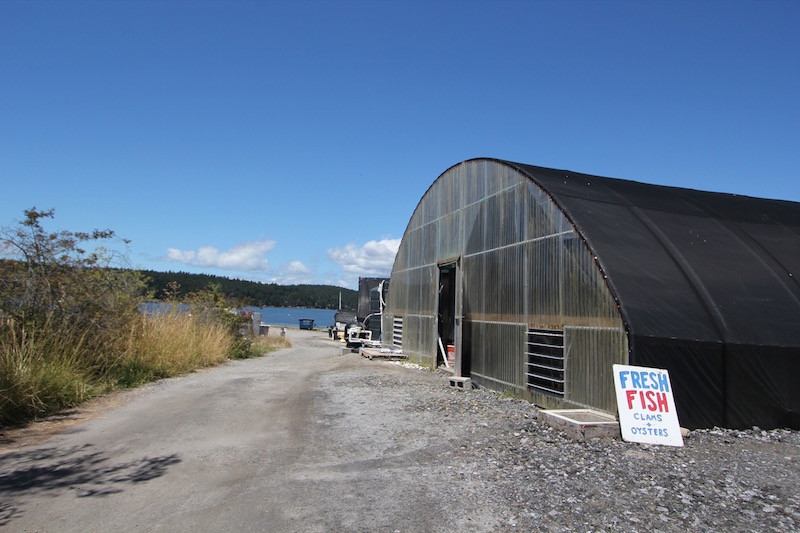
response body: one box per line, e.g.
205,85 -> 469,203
1,320 -> 100,427
0,311 -> 290,427
250,334 -> 292,356
113,312 -> 233,387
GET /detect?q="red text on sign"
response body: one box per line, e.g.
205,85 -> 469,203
626,390 -> 669,412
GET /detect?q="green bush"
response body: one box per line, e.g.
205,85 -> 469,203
0,208 -> 290,427
0,209 -> 267,427
0,208 -> 143,426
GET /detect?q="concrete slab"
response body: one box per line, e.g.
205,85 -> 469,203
360,347 -> 407,361
540,409 -> 620,441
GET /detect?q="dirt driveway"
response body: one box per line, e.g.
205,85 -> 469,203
3,329 -> 800,532
0,330 -> 505,532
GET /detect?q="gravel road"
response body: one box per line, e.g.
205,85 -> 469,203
2,329 -> 799,532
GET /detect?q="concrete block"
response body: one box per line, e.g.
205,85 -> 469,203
448,377 -> 472,390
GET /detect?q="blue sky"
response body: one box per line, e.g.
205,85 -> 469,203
1,0 -> 798,289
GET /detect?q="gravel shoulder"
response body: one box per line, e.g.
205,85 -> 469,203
319,357 -> 800,532
2,330 -> 799,532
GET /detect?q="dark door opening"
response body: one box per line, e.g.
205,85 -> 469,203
437,263 -> 457,369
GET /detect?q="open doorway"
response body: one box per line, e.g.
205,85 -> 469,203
437,262 -> 458,370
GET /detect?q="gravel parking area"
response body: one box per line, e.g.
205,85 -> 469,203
335,357 -> 800,532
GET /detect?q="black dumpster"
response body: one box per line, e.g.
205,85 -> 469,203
298,318 -> 315,330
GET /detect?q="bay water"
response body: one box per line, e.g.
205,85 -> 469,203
246,306 -> 337,328
142,302 -> 336,329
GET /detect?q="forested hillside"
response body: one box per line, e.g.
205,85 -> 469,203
141,270 -> 357,309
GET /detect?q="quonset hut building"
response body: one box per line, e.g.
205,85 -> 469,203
382,158 -> 800,430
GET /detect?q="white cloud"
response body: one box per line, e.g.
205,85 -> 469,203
270,260 -> 314,285
165,248 -> 196,263
163,238 -> 400,288
286,260 -> 311,275
327,238 -> 401,276
164,240 -> 276,271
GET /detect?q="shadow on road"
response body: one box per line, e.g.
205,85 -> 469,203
0,443 -> 181,524
0,502 -> 22,528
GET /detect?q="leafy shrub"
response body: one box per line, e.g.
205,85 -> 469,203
0,209 -> 143,329
0,208 -> 290,427
0,209 -> 144,425
184,283 -> 254,359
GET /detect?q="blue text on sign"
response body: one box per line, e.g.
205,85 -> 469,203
619,370 -> 670,392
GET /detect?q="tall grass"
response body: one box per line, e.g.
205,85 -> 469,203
114,312 -> 233,388
0,318 -> 101,426
0,311 -> 291,427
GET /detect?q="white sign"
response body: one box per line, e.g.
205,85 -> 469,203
613,364 -> 683,447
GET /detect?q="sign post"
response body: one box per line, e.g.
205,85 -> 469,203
613,364 -> 683,447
